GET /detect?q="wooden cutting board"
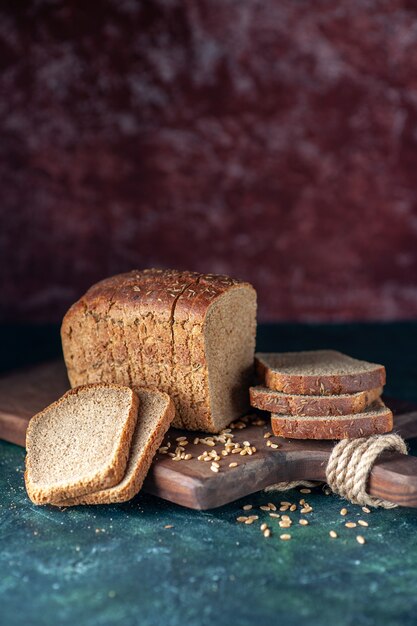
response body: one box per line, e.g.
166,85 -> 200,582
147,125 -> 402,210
2,360 -> 417,509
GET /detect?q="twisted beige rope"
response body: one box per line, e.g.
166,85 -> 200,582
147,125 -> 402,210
326,433 -> 407,508
266,433 -> 408,508
265,480 -> 318,493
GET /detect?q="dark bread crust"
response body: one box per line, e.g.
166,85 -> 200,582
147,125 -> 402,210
256,354 -> 386,395
250,385 -> 382,416
270,400 -> 393,440
61,269 -> 256,432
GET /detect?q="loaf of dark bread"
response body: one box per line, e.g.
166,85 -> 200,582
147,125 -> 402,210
61,269 -> 257,433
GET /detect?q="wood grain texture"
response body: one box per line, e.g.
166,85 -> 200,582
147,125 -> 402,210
1,360 -> 417,509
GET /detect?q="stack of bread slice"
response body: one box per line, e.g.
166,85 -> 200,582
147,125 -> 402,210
250,350 -> 392,439
25,383 -> 174,506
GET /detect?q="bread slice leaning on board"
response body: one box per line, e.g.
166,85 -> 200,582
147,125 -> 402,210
255,350 -> 386,395
61,269 -> 257,433
52,388 -> 174,506
25,384 -> 139,505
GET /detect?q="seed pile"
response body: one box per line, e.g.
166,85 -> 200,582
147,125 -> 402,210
157,414 -> 371,547
235,491 -> 370,545
157,414 -> 280,474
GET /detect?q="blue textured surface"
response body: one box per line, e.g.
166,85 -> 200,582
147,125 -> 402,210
1,323 -> 417,626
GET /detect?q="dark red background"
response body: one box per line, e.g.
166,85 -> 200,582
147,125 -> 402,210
1,0 -> 417,322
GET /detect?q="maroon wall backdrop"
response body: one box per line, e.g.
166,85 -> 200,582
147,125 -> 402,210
1,0 -> 417,322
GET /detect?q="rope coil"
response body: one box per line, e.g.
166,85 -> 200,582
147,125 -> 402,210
326,433 -> 407,508
266,432 -> 408,509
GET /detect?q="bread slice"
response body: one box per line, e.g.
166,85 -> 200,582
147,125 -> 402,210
271,399 -> 393,440
25,384 -> 139,505
53,388 -> 175,506
256,350 -> 386,395
250,385 -> 382,416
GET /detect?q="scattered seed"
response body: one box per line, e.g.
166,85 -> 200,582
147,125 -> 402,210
279,521 -> 292,528
281,515 -> 291,522
300,507 -> 312,514
210,466 -> 219,473
268,503 -> 277,511
193,438 -> 199,445
164,525 -> 173,529
300,488 -> 311,494
345,522 -> 357,529
211,462 -> 220,468
299,519 -> 309,526
270,443 -> 279,449
236,516 -> 248,523
243,504 -> 253,511
340,508 -> 348,516
358,520 -> 368,527
290,504 -> 297,512
260,523 -> 268,531
264,432 -> 272,439
263,528 -> 271,538
280,534 -> 291,541
245,518 -> 255,525
260,505 -> 271,511
356,535 -> 366,545
229,462 -> 238,468
269,513 -> 280,519
184,454 -> 192,460
329,530 -> 338,538
362,506 -> 371,514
